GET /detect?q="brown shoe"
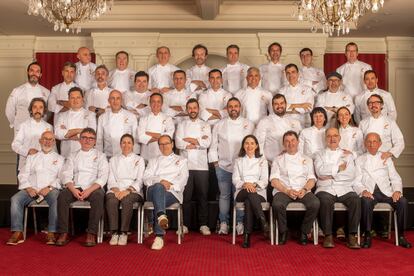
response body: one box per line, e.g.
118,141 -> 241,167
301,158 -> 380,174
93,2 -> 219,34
157,214 -> 169,230
55,233 -> 70,246
6,231 -> 24,245
46,232 -> 56,245
323,234 -> 335,248
347,234 -> 360,249
84,233 -> 97,247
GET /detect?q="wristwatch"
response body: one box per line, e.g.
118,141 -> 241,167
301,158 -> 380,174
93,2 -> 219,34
48,186 -> 53,191
95,108 -> 99,113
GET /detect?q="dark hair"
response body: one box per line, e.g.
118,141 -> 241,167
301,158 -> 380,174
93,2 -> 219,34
28,97 -> 47,117
238,135 -> 261,158
120,133 -> 134,144
345,42 -> 359,52
335,106 -> 356,128
226,44 -> 240,53
268,42 -> 282,54
272,93 -> 286,104
158,134 -> 173,145
283,130 -> 299,142
364,69 -> 377,79
285,63 -> 299,72
310,107 -> 328,127
209,69 -> 222,78
192,44 -> 208,56
367,94 -> 384,106
95,64 -> 109,74
173,70 -> 186,78
299,47 -> 313,56
62,61 -> 76,70
27,61 -> 42,73
186,98 -> 199,108
156,46 -> 171,54
80,127 -> 96,137
150,92 -> 163,103
68,86 -> 84,97
227,97 -> 241,107
135,71 -> 149,82
115,51 -> 129,60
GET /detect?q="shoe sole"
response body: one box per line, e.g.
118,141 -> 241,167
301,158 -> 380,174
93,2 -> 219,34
55,240 -> 69,246
158,218 -> 169,230
6,240 -> 24,246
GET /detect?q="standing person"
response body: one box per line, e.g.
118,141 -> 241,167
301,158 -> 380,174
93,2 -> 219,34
208,97 -> 255,235
48,62 -> 77,115
106,134 -> 145,246
108,51 -> 136,93
233,135 -> 269,248
336,106 -> 364,157
6,61 -> 50,136
186,44 -> 211,94
259,42 -> 286,94
75,47 -> 96,92
221,44 -> 250,94
299,47 -> 326,94
148,46 -> 180,93
299,107 -> 328,159
85,65 -> 112,118
123,71 -> 152,118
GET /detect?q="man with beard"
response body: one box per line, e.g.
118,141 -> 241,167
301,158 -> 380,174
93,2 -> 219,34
175,98 -> 212,235
12,98 -> 54,173
148,46 -> 180,93
48,62 -> 77,116
255,94 -> 302,163
6,61 -> 50,136
85,65 -> 112,118
208,97 -> 255,235
186,44 -> 211,94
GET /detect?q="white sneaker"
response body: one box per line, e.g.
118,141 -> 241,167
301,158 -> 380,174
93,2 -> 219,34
109,234 -> 119,245
218,222 -> 229,235
118,233 -> 128,246
236,222 -> 244,236
176,225 -> 189,235
157,214 -> 169,230
151,236 -> 164,250
200,225 -> 211,235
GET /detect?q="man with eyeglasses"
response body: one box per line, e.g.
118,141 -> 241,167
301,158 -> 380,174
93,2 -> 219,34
56,128 -> 108,247
143,135 -> 189,250
54,87 -> 96,158
359,94 -> 404,160
7,131 -> 64,246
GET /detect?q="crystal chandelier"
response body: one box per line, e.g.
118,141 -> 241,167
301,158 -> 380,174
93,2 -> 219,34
27,0 -> 113,33
296,0 -> 384,36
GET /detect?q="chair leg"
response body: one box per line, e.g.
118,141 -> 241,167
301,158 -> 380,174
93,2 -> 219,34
269,208 -> 274,245
70,208 -> 75,236
137,206 -> 141,244
32,207 -> 38,234
357,224 -> 360,245
394,211 -> 399,246
313,220 -> 318,246
98,216 -> 104,243
275,219 -> 279,245
232,206 -> 236,245
23,207 -> 28,240
140,207 -> 145,244
388,210 -> 392,240
177,206 -> 182,245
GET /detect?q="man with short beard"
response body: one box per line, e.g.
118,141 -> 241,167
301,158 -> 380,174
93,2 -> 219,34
85,64 -> 112,117
255,94 -> 302,163
6,61 -> 50,136
12,98 -> 53,173
175,99 -> 212,235
186,44 -> 211,94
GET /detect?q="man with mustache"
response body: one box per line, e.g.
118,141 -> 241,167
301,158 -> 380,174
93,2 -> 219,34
85,65 -> 112,118
186,44 -> 211,94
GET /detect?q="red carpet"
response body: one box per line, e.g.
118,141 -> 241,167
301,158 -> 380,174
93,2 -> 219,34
1,228 -> 412,275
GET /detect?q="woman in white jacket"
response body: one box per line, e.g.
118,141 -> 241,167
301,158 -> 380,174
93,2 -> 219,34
232,135 -> 269,248
335,106 -> 364,157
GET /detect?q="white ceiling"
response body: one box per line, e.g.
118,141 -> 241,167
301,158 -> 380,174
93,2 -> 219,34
0,0 -> 413,37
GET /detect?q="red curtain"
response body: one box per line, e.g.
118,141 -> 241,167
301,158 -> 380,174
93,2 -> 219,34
324,53 -> 387,90
35,53 -> 96,90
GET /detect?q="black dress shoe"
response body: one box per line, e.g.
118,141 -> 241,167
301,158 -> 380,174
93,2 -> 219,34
399,236 -> 412,249
362,233 -> 372,248
260,218 -> 270,239
242,233 -> 250,248
299,232 -> 308,245
279,231 -> 288,245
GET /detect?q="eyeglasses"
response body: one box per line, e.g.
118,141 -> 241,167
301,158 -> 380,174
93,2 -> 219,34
80,136 -> 96,141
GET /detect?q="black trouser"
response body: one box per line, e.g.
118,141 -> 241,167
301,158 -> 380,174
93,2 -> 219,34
106,193 -> 143,233
272,192 -> 320,234
317,191 -> 361,236
57,188 -> 105,235
183,170 -> 210,227
361,185 -> 407,236
235,189 -> 266,234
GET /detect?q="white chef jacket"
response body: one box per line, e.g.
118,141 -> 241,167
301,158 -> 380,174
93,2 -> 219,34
162,88 -> 196,124
278,83 -> 314,128
108,68 -> 136,93
148,63 -> 180,90
315,89 -> 354,125
314,147 -> 358,196
175,118 -> 211,171
233,155 -> 268,199
299,126 -> 326,158
85,86 -> 112,110
5,82 -> 50,133
123,90 -> 151,118
61,148 -> 108,190
235,86 -> 273,125
208,117 -> 255,172
221,62 -> 250,94
339,125 -> 364,157
107,153 -> 145,197
48,81 -> 77,113
336,60 -> 372,98
270,151 -> 315,195
96,108 -> 138,158
354,152 -> 402,197
259,61 -> 287,95
354,88 -> 397,124
143,153 -> 189,203
255,114 -> 302,162
54,108 -> 97,158
359,115 -> 404,158
186,64 -> 211,93
12,118 -> 54,171
75,61 -> 96,92
18,150 -> 64,191
137,111 -> 175,161
198,88 -> 232,126
299,66 -> 327,94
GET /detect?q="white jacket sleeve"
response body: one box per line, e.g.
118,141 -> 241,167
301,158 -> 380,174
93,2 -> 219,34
5,89 -> 18,128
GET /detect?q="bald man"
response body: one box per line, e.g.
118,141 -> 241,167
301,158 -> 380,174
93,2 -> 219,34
75,47 -> 97,92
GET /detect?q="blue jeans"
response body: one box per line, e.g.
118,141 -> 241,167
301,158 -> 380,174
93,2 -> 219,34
10,189 -> 59,232
215,167 -> 243,225
147,183 -> 179,237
